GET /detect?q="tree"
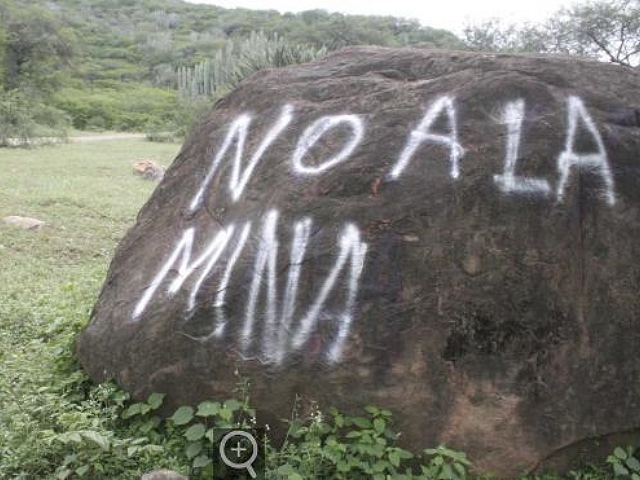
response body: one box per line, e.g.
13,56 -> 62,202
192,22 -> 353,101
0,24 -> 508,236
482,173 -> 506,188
0,3 -> 74,146
2,4 -> 75,92
463,19 -> 549,54
463,0 -> 640,67
548,0 -> 640,66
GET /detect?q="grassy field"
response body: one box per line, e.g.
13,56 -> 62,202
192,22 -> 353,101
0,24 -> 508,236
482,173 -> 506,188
0,139 -> 634,479
0,139 -> 182,478
0,138 -> 181,348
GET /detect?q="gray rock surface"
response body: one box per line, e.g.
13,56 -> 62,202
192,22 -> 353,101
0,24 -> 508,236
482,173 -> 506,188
77,47 -> 640,476
140,469 -> 187,480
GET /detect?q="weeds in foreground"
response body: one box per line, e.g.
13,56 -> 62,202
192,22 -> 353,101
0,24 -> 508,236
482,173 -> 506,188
7,360 -> 634,480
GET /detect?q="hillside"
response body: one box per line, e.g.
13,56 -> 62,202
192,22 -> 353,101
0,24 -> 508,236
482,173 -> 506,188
0,0 -> 464,136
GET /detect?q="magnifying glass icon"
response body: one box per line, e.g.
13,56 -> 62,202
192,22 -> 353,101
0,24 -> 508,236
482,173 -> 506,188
219,430 -> 258,478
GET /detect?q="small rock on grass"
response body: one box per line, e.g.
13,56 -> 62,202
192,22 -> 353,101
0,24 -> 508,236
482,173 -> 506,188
140,469 -> 188,480
2,216 -> 47,231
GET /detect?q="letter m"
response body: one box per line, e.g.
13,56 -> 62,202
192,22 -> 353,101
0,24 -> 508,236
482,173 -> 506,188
132,226 -> 233,319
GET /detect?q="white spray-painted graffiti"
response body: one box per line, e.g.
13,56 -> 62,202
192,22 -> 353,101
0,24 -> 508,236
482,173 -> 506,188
493,99 -> 552,195
390,95 -> 465,180
556,96 -> 616,206
133,225 -> 234,319
292,114 -> 364,175
134,94 -> 617,364
132,210 -> 368,365
188,104 -> 294,210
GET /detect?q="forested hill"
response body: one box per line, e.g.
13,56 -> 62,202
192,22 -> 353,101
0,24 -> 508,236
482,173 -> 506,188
0,0 -> 463,138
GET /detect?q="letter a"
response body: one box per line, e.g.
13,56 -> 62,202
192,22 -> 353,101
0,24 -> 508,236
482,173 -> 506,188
389,96 -> 465,180
556,96 -> 616,206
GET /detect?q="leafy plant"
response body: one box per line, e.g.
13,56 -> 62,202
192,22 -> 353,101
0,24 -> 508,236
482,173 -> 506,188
268,402 -> 417,479
421,445 -> 472,480
176,31 -> 327,101
607,446 -> 640,479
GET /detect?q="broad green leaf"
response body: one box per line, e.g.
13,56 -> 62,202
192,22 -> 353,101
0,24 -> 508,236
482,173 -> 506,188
185,423 -> 206,441
615,447 -> 628,459
170,406 -> 195,425
218,407 -> 233,422
626,456 -> 640,471
224,399 -> 242,411
373,460 -> 388,472
193,454 -> 212,469
372,443 -> 386,457
443,463 -> 456,480
454,462 -> 467,476
196,401 -> 220,417
398,449 -> 414,459
75,465 -> 89,477
147,393 -> 165,410
186,441 -> 203,459
374,417 -> 385,434
144,445 -> 165,454
389,450 -> 400,467
56,468 -> 72,480
122,403 -> 141,419
277,464 -> 295,474
352,416 -> 372,429
140,419 -> 157,434
613,462 -> 630,476
81,431 -> 110,451
67,432 -> 82,443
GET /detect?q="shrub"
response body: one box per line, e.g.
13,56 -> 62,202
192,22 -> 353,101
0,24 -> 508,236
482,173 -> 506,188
53,85 -> 180,132
0,89 -> 69,146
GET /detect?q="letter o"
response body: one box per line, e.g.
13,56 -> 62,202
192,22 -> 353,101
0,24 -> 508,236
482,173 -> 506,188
292,115 -> 364,175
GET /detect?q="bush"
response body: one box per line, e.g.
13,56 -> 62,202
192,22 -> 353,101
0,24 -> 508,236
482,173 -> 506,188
145,131 -> 181,143
0,89 -> 69,146
53,84 -> 180,132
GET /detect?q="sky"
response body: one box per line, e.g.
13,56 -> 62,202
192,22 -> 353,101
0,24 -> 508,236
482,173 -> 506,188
184,0 -> 579,35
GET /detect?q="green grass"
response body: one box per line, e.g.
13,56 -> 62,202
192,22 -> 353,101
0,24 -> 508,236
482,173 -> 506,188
0,138 -> 179,342
0,139 -> 181,478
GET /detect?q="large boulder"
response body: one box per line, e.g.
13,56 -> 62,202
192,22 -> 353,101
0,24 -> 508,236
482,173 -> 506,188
77,47 -> 640,476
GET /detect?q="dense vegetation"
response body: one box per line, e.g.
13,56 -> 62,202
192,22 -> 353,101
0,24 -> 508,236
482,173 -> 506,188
1,0 -> 636,144
0,0 -> 462,142
463,0 -> 640,67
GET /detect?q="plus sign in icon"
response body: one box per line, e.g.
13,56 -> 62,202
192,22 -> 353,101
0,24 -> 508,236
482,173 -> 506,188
230,440 -> 247,458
